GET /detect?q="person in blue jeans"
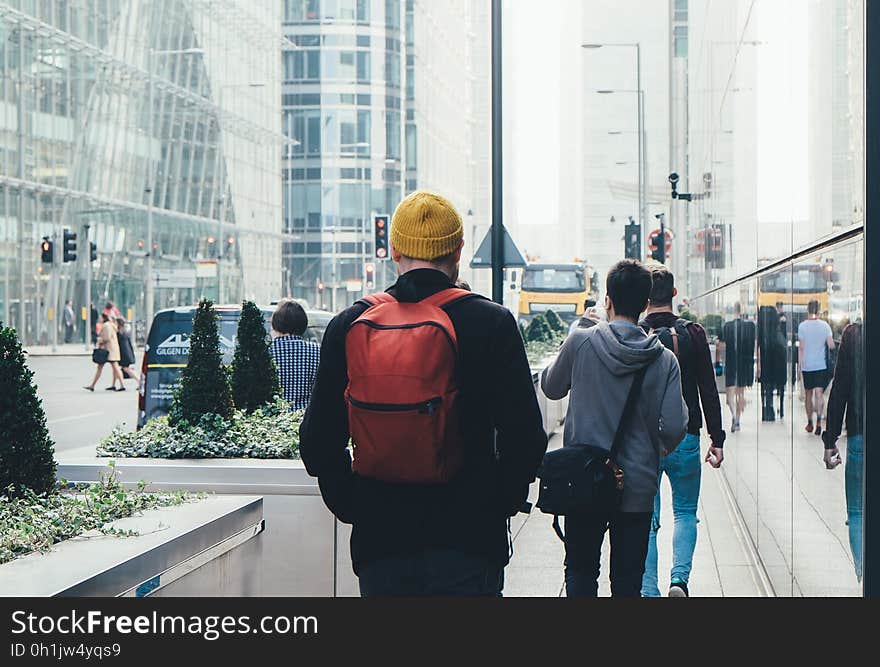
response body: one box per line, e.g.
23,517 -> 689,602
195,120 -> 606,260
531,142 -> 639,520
639,266 -> 726,597
822,322 -> 863,582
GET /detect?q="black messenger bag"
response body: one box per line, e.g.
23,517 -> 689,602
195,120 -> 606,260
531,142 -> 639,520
536,366 -> 647,541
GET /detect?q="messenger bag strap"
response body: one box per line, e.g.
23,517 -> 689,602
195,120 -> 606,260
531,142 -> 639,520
608,365 -> 648,465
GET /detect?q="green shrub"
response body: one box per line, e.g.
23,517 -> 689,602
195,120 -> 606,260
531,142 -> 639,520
231,301 -> 281,412
169,299 -> 234,426
526,314 -> 553,343
0,327 -> 56,497
0,464 -> 195,565
99,399 -> 301,459
701,313 -> 724,339
544,309 -> 566,334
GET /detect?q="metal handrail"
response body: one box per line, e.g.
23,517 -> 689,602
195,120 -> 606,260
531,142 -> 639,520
692,224 -> 864,300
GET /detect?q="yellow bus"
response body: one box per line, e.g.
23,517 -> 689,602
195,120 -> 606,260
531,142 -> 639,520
518,263 -> 598,324
758,263 -> 830,316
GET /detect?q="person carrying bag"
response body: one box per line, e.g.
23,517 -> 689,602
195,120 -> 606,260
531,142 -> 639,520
537,365 -> 647,541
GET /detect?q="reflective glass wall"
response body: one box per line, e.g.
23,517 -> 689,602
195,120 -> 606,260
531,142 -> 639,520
0,1 -> 283,345
687,0 -> 864,596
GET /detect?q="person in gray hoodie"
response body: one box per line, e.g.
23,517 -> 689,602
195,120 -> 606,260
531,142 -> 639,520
541,259 -> 687,597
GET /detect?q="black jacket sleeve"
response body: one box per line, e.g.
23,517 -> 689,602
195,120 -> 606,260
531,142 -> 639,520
298,308 -> 361,523
489,310 -> 548,511
689,322 -> 726,447
822,323 -> 856,449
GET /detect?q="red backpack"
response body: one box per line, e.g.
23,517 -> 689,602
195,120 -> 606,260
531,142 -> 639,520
345,287 -> 476,484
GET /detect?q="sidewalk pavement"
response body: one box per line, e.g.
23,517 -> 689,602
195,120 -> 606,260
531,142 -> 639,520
24,344 -> 94,357
505,432 -> 767,597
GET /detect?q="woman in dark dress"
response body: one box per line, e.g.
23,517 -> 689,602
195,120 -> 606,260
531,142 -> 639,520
716,302 -> 756,432
115,316 -> 140,385
757,305 -> 787,421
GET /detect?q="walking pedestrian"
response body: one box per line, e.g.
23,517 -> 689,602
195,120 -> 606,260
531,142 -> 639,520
116,316 -> 140,385
798,299 -> 835,435
637,266 -> 725,598
716,302 -> 755,432
89,303 -> 99,345
299,190 -> 547,597
84,312 -> 125,392
757,305 -> 787,422
541,259 -> 687,598
269,299 -> 321,411
821,321 -> 863,581
63,300 -> 75,343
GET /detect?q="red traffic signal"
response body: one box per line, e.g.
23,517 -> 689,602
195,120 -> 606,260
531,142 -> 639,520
374,214 -> 390,259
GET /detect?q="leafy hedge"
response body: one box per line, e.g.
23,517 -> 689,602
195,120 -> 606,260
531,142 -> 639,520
522,310 -> 567,367
98,399 -> 302,459
1,464 -> 195,565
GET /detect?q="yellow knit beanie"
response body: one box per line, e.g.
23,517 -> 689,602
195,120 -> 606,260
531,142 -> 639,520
390,191 -> 464,261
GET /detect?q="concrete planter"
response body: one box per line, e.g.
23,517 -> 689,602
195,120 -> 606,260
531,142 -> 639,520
55,358 -> 566,597
0,495 -> 263,597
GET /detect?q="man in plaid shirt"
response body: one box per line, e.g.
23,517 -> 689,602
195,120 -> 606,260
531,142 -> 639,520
270,299 -> 321,411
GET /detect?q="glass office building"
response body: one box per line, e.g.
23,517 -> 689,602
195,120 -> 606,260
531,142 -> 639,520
0,0 -> 283,345
281,0 -> 489,308
683,0 -> 867,595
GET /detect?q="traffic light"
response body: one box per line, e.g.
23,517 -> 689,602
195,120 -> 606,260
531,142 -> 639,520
40,237 -> 53,263
62,228 -> 77,263
89,241 -> 97,262
374,214 -> 390,260
650,229 -> 664,262
624,219 -> 641,259
365,262 -> 375,290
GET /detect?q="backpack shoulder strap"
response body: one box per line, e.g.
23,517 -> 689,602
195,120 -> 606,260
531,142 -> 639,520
421,287 -> 484,310
357,292 -> 397,308
608,365 -> 648,464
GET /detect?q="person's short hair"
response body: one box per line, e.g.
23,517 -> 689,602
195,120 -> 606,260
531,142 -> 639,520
606,259 -> 652,320
100,312 -> 111,323
647,265 -> 675,305
104,301 -> 113,310
808,299 -> 820,315
271,299 -> 308,336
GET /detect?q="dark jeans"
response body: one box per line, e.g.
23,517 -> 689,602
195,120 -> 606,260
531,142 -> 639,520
357,548 -> 504,597
564,510 -> 652,597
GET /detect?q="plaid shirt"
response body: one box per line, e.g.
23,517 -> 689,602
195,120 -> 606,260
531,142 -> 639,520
270,335 -> 321,411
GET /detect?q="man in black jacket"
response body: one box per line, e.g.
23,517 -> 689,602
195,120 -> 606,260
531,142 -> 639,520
640,265 -> 725,597
299,191 -> 547,597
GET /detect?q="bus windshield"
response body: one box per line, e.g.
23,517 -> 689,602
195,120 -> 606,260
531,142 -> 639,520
522,266 -> 586,293
761,267 -> 828,294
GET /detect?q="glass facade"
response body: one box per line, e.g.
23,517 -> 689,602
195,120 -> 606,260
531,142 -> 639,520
0,0 -> 283,345
282,0 -> 405,310
281,0 -> 490,308
687,0 -> 865,595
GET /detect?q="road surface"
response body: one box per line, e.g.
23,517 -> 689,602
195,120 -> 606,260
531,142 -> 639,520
28,355 -> 141,453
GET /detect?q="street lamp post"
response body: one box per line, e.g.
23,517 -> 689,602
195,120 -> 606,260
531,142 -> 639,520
583,42 -> 646,256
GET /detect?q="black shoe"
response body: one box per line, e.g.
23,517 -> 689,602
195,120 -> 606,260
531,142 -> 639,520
116,386 -> 126,392
668,582 -> 689,597
815,421 -> 823,437
83,386 -> 94,392
105,386 -> 117,391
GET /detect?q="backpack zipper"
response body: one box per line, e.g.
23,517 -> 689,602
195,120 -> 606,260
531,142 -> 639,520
349,395 -> 443,415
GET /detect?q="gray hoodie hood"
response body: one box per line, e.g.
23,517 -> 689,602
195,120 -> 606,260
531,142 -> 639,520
592,320 -> 665,376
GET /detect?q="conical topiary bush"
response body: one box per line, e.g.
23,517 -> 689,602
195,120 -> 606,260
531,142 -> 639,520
169,299 -> 234,426
0,327 -> 56,496
544,309 -> 566,334
526,314 -> 553,343
231,301 -> 280,412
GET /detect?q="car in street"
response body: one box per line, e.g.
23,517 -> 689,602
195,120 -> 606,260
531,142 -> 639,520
137,304 -> 331,428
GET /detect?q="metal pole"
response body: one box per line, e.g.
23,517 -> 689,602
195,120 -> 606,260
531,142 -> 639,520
83,223 -> 91,350
217,87 -> 225,305
17,31 -> 26,341
637,44 -> 647,258
145,47 -> 155,327
361,168 -> 367,297
491,0 -> 504,304
864,0 -> 877,598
